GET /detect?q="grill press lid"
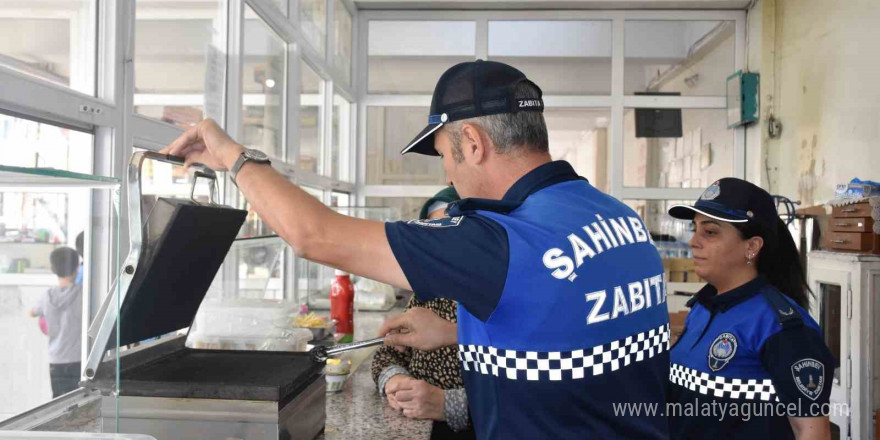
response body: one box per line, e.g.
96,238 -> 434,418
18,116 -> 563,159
114,197 -> 247,347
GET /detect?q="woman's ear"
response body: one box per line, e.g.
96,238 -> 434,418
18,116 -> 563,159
747,236 -> 765,259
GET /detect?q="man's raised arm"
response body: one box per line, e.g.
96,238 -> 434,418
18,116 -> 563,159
161,119 -> 411,291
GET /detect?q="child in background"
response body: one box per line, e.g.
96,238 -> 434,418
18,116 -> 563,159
28,247 -> 83,397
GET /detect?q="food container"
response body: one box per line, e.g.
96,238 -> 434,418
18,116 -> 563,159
324,358 -> 351,393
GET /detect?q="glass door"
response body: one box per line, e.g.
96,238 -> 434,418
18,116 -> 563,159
809,266 -> 850,439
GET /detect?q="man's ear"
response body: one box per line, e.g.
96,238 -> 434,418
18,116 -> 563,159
460,123 -> 487,165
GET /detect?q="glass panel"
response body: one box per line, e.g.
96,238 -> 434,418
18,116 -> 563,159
188,238 -> 295,352
271,0 -> 286,15
299,63 -> 324,173
330,191 -> 350,208
332,93 -> 351,181
365,197 -> 426,221
545,108 -> 611,193
134,1 -> 225,126
819,283 -> 842,382
0,119 -> 118,426
303,206 -> 401,316
242,6 -> 286,160
302,186 -> 324,201
366,106 -> 446,185
333,0 -> 352,84
489,21 -> 611,95
623,108 -> 732,188
0,114 -> 92,173
300,0 -> 326,56
625,20 -> 735,96
368,21 -> 476,94
624,199 -> 693,258
0,0 -> 96,95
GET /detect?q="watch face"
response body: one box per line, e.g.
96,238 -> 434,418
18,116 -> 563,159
244,148 -> 269,161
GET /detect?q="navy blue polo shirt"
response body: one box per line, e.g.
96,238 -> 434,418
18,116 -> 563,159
386,161 -> 671,439
669,277 -> 834,440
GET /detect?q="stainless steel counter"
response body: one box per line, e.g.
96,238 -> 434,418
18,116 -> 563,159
20,302 -> 433,440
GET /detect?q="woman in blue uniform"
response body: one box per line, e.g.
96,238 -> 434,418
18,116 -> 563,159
667,178 -> 833,440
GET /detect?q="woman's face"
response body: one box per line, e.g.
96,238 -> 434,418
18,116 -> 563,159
688,213 -> 758,284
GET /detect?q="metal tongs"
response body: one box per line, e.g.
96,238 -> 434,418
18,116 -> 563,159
310,337 -> 386,362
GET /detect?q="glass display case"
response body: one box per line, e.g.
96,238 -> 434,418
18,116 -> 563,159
0,165 -> 121,432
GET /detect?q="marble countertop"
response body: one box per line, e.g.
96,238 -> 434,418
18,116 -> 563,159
318,350 -> 431,440
318,299 -> 432,439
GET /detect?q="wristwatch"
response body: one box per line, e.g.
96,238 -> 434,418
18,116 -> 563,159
230,148 -> 271,187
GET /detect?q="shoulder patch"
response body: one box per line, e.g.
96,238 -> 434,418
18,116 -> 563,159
791,358 -> 825,400
407,216 -> 465,229
708,332 -> 738,372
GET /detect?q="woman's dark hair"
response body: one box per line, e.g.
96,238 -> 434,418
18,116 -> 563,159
732,218 -> 811,309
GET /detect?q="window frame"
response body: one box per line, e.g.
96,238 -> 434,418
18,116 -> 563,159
355,9 -> 746,206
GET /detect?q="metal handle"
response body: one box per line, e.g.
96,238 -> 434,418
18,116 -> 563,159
843,208 -> 858,213
832,239 -> 848,244
835,223 -> 851,227
311,337 -> 385,362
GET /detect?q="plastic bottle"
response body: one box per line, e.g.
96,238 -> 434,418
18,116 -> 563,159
330,269 -> 354,343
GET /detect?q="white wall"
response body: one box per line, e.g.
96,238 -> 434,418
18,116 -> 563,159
756,0 -> 880,204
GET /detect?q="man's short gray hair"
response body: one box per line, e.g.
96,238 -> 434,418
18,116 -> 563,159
445,81 -> 549,162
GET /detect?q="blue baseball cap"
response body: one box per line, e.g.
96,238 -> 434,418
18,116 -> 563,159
401,60 -> 544,156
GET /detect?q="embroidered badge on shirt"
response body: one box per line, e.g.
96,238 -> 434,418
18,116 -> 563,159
791,358 -> 825,400
708,332 -> 738,372
700,181 -> 721,201
408,216 -> 465,229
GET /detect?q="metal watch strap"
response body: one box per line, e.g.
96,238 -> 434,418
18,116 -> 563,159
230,150 -> 269,187
230,152 -> 248,187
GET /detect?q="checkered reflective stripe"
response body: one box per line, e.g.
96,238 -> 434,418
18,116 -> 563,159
669,363 -> 778,401
458,324 -> 669,381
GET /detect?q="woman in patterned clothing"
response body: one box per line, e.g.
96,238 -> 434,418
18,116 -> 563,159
371,187 -> 476,440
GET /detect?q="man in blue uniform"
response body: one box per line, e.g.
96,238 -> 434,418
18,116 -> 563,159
163,60 -> 670,439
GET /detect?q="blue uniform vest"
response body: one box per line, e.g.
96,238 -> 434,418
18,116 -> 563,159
668,279 -> 829,439
455,179 -> 671,439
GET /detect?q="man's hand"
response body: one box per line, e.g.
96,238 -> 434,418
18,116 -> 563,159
379,307 -> 457,351
160,119 -> 244,171
387,376 -> 445,421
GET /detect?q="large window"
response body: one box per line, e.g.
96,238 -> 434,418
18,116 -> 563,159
300,0 -> 327,56
0,0 -> 97,95
625,20 -> 734,96
333,0 -> 353,84
134,0 -> 225,126
368,21 -> 477,94
488,21 -> 612,95
332,93 -> 352,181
299,63 -> 325,173
545,108 -> 612,193
360,10 -> 744,222
0,0 -> 357,427
242,6 -> 286,160
366,106 -> 446,185
0,114 -> 96,421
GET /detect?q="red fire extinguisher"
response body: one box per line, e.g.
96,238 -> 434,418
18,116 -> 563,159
330,270 -> 354,343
